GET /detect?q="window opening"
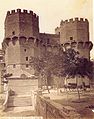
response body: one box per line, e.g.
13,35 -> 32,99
26,57 -> 28,61
70,37 -> 73,40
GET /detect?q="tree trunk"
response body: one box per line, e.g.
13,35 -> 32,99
46,77 -> 50,93
64,76 -> 69,104
76,76 -> 80,100
39,74 -> 42,89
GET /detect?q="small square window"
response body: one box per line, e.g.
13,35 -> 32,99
70,37 -> 73,40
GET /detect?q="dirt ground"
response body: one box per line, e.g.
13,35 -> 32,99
53,90 -> 94,119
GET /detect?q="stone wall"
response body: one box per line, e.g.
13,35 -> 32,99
55,18 -> 93,59
36,95 -> 80,119
5,9 -> 39,38
60,18 -> 89,43
7,78 -> 38,95
3,36 -> 36,77
3,9 -> 93,79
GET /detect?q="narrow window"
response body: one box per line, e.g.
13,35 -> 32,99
24,49 -> 26,52
26,64 -> 29,68
70,37 -> 73,40
4,63 -> 6,67
26,57 -> 28,61
13,64 -> 16,68
12,31 -> 15,35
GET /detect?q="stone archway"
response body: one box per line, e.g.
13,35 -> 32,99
20,74 -> 27,78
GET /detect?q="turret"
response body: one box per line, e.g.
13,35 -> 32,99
57,17 -> 92,59
5,9 -> 39,38
60,18 -> 89,43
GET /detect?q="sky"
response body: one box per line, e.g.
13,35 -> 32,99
0,0 -> 93,57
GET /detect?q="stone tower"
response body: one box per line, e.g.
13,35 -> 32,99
2,9 -> 93,78
2,9 -> 40,77
5,9 -> 39,38
55,18 -> 93,59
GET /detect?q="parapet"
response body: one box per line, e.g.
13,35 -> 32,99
6,9 -> 39,18
62,41 -> 93,51
60,17 -> 88,25
3,36 -> 41,47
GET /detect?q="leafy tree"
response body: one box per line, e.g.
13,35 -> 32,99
63,48 -> 79,77
30,45 -> 93,96
62,48 -> 93,100
63,48 -> 93,79
30,51 -> 55,91
75,57 -> 93,79
29,47 -> 64,90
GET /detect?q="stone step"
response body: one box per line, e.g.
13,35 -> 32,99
8,95 -> 32,107
0,106 -> 38,117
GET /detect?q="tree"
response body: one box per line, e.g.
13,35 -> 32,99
63,48 -> 79,77
75,57 -> 93,79
30,51 -> 56,91
29,46 -> 64,91
63,48 -> 93,78
62,48 -> 93,100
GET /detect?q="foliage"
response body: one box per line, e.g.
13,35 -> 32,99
30,48 -> 64,75
75,57 -> 93,78
30,46 -> 93,89
63,48 -> 79,77
29,47 -> 64,87
63,48 -> 93,79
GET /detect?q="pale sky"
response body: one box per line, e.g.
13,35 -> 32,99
0,0 -> 93,57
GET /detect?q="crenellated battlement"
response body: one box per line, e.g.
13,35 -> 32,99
2,34 -> 93,52
62,41 -> 93,51
6,9 -> 39,18
5,9 -> 39,38
60,17 -> 88,25
3,36 -> 43,49
3,35 -> 60,51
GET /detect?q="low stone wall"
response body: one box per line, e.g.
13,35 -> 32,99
7,78 -> 38,95
36,95 -> 80,119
